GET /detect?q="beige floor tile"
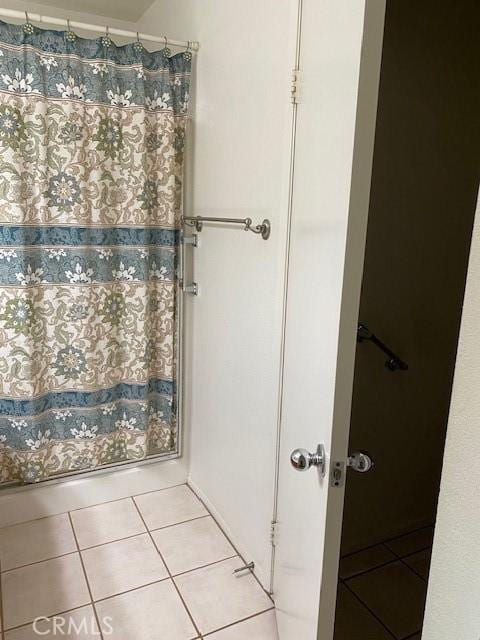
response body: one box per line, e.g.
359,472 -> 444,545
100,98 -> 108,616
2,554 -> 90,630
70,498 -> 145,549
208,611 -> 278,639
385,527 -> 434,558
175,557 -> 272,635
5,606 -> 99,639
95,580 -> 197,640
0,514 -> 77,571
404,549 -> 431,580
338,545 -> 396,580
334,585 -> 392,640
81,533 -> 168,600
134,485 -> 208,531
347,561 -> 426,638
152,516 -> 235,575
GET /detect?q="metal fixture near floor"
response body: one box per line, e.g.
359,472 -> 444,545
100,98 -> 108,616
233,561 -> 255,575
183,215 -> 271,240
357,323 -> 408,371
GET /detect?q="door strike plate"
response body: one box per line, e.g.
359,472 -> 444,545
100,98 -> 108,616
330,461 -> 345,488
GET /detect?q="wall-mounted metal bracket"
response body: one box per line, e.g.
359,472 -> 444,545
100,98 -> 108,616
181,233 -> 198,247
181,282 -> 198,296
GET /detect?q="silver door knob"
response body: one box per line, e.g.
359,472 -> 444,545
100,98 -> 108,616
347,451 -> 374,473
290,444 -> 326,476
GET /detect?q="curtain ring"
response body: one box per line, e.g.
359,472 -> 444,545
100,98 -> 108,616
65,18 -> 76,43
183,40 -> 192,62
23,10 -> 34,35
101,25 -> 112,48
162,35 -> 171,59
134,31 -> 143,53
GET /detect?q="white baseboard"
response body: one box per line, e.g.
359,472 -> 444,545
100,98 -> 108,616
187,477 -> 270,592
0,458 -> 188,529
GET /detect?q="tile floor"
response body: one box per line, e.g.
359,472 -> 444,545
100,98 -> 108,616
0,484 -> 278,640
334,526 -> 433,640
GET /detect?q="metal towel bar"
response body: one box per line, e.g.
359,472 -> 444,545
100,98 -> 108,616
357,323 -> 408,372
183,215 -> 271,240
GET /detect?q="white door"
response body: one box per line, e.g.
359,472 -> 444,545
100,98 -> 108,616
273,1 -> 386,639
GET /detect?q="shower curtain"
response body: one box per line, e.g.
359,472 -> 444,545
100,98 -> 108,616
0,21 -> 190,483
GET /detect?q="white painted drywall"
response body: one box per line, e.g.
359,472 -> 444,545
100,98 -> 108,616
422,191 -> 480,639
12,0 -> 156,23
0,0 -> 138,37
136,0 -> 297,588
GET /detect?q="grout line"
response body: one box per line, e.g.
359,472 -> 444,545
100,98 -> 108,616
130,496 -> 203,639
68,481 -> 187,515
0,481 -> 187,532
202,607 -> 276,638
390,544 -> 433,561
398,556 -> 429,583
4,604 -> 101,634
0,513 -> 213,575
0,550 -> 78,575
148,513 -> 211,533
93,576 -> 171,605
340,524 -> 435,561
341,550 -> 431,583
68,512 -> 104,640
172,555 -> 239,579
342,581 -> 397,640
73,531 -> 148,554
186,483 -> 275,605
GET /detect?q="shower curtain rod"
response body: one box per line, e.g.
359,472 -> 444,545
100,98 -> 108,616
0,8 -> 199,51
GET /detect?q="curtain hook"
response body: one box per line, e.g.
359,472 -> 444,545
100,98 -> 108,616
183,40 -> 192,62
101,24 -> 112,48
162,35 -> 171,58
134,31 -> 143,53
65,18 -> 76,43
23,10 -> 34,35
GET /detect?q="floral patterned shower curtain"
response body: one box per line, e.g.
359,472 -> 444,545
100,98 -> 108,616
0,20 -> 190,483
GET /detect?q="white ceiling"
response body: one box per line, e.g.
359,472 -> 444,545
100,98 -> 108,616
33,0 -> 156,23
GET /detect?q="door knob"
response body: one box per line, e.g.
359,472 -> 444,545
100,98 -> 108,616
347,451 -> 374,473
290,444 -> 326,476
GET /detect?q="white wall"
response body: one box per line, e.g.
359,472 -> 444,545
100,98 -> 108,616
422,191 -> 480,639
0,0 -> 137,36
136,0 -> 297,587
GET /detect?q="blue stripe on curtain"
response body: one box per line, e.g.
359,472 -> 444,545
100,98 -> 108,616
0,226 -> 179,246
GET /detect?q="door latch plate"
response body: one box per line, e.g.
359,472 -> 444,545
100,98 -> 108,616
330,461 -> 345,488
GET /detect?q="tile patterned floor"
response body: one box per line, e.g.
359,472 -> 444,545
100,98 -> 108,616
335,526 -> 433,640
0,484 -> 278,640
